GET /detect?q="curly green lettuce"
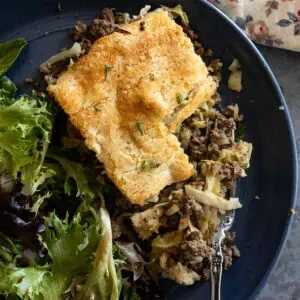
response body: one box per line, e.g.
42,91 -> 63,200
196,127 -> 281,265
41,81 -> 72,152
29,151 -> 107,216
0,83 -> 54,196
47,150 -> 96,202
0,209 -> 102,299
76,208 -> 122,300
0,76 -> 17,107
121,278 -> 140,300
36,211 -> 102,300
0,208 -> 129,300
0,38 -> 27,77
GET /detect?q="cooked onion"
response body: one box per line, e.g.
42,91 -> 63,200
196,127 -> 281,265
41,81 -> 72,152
228,70 -> 242,92
185,185 -> 242,210
40,42 -> 82,71
228,59 -> 240,72
152,231 -> 183,248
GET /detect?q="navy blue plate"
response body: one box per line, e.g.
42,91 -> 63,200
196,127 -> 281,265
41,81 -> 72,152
0,0 -> 297,299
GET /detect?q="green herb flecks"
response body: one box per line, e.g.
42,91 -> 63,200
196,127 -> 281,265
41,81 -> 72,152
141,160 -> 159,170
137,120 -> 144,136
0,38 -> 27,77
149,73 -> 155,81
104,65 -> 112,80
57,1 -> 63,12
236,123 -> 246,141
176,93 -> 184,104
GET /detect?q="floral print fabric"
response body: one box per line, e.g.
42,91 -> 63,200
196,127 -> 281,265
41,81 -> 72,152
210,0 -> 300,52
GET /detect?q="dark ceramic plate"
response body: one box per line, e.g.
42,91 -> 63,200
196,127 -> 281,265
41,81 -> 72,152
0,0 -> 297,299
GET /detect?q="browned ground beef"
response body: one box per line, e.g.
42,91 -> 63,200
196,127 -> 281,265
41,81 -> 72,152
40,8 -> 120,85
179,230 -> 213,265
38,8 -> 245,297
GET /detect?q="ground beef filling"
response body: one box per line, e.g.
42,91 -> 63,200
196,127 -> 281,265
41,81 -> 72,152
129,103 -> 246,285
39,7 -> 248,291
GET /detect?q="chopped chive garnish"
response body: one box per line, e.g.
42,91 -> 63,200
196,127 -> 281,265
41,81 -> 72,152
176,93 -> 184,104
149,160 -> 159,168
141,160 -> 159,170
104,65 -> 112,80
138,98 -> 145,104
57,1 -> 62,12
141,160 -> 150,169
149,73 -> 155,81
236,123 -> 246,141
137,120 -> 145,136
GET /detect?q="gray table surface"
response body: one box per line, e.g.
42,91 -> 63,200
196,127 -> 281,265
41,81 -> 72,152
256,46 -> 300,300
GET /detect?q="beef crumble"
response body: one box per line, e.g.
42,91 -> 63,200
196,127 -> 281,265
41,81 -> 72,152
66,8 -> 247,290
40,8 -> 121,86
36,6 -> 249,294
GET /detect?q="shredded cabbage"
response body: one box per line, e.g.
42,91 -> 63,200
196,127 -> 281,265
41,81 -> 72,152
40,42 -> 82,71
228,70 -> 242,92
185,185 -> 242,210
219,141 -> 253,169
139,5 -> 151,17
162,5 -> 189,26
152,230 -> 183,249
228,59 -> 242,92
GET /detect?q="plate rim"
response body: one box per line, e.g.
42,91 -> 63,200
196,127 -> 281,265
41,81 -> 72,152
197,0 -> 298,298
0,0 -> 298,299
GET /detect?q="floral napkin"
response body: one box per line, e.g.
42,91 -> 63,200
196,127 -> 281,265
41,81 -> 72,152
210,0 -> 300,52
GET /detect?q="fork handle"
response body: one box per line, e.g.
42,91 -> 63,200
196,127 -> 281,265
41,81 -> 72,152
211,241 -> 224,300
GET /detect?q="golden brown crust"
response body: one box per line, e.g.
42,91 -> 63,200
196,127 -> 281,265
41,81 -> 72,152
49,11 -> 217,204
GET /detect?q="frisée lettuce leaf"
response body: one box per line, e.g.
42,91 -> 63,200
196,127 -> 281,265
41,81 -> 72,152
0,84 -> 54,196
121,278 -> 140,300
28,152 -> 106,217
35,210 -> 102,300
0,38 -> 27,77
47,150 -> 96,202
0,76 -> 17,105
0,208 -> 125,300
0,209 -> 103,300
76,208 -> 122,300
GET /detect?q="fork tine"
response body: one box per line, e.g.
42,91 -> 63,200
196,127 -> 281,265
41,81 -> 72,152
210,180 -> 237,300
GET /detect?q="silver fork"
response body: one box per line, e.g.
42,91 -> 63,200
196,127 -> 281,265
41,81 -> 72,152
210,183 -> 236,300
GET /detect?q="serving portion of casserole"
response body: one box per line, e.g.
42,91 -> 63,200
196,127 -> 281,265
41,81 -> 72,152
50,11 -> 217,205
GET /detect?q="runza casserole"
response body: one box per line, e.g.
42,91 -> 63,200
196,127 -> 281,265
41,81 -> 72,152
49,10 -> 217,204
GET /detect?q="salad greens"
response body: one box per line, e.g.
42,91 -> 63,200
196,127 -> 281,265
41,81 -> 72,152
0,209 -> 101,299
0,76 -> 17,104
0,38 -> 140,300
37,210 -> 102,300
0,209 -> 128,300
29,150 -> 105,215
0,82 -> 53,196
0,206 -> 132,300
0,47 -> 53,196
0,38 -> 27,77
76,208 -> 122,300
47,150 -> 96,202
121,279 -> 139,300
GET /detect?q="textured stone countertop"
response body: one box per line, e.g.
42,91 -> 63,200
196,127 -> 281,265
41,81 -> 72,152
256,46 -> 300,300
